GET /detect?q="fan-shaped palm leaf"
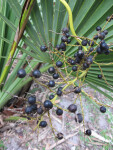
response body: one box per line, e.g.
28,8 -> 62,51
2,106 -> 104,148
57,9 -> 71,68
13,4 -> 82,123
0,0 -> 113,109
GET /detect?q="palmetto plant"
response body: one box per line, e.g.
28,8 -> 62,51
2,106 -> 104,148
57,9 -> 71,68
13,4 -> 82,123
0,0 -> 113,137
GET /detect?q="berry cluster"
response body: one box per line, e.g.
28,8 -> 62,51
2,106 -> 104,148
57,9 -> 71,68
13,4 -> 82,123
16,15 -> 113,139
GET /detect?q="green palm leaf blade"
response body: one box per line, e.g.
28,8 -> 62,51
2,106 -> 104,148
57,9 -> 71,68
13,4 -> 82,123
40,0 -> 53,43
0,1 -> 19,81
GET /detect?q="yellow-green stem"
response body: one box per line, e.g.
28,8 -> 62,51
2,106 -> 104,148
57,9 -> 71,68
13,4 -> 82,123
59,0 -> 87,51
52,70 -> 87,103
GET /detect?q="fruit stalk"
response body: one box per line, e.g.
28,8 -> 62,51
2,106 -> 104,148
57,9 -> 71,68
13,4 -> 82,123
52,70 -> 87,103
59,0 -> 87,51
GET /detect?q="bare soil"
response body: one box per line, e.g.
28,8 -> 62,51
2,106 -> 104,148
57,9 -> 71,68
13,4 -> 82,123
0,74 -> 113,150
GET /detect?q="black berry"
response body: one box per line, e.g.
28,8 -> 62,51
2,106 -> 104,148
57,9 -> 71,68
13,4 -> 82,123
40,45 -> 47,52
77,50 -> 84,58
82,40 -> 88,46
83,63 -> 89,70
39,121 -> 47,127
72,66 -> 77,71
49,94 -> 54,100
70,59 -> 76,65
85,129 -> 92,136
56,108 -> 63,116
96,47 -> 102,54
88,40 -> 94,46
17,69 -> 26,78
56,45 -> 61,50
74,87 -> 81,93
28,96 -> 36,105
32,70 -> 41,78
48,80 -> 55,87
67,39 -> 71,44
61,36 -> 68,42
104,50 -> 110,55
104,30 -> 108,35
25,106 -> 32,114
37,106 -> 43,114
106,16 -> 111,22
74,53 -> 78,58
56,61 -> 63,67
48,67 -> 55,74
57,90 -> 62,96
75,57 -> 81,64
76,42 -> 79,45
62,27 -> 69,33
86,56 -> 93,65
78,46 -> 82,50
98,32 -> 105,40
89,47 -> 94,53
44,100 -> 53,109
58,87 -> 63,91
100,106 -> 106,113
53,73 -> 59,79
100,42 -> 108,50
96,26 -> 101,31
31,104 -> 37,111
98,74 -> 102,79
57,133 -> 63,140
60,43 -> 66,50
68,104 -> 77,113
94,35 -> 98,40
65,33 -> 70,38
76,113 -> 83,123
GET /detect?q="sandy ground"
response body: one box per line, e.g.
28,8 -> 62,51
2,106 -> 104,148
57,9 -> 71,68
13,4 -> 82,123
0,74 -> 113,150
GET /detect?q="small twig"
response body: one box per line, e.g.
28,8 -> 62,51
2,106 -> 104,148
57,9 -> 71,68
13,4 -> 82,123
48,131 -> 79,150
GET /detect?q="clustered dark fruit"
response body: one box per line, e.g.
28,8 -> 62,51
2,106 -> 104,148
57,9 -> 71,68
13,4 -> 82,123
25,95 -> 37,114
55,27 -> 71,52
95,27 -> 110,55
18,15 -> 113,136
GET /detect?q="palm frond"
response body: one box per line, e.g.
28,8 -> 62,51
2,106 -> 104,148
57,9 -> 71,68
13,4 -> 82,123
0,0 -> 113,109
